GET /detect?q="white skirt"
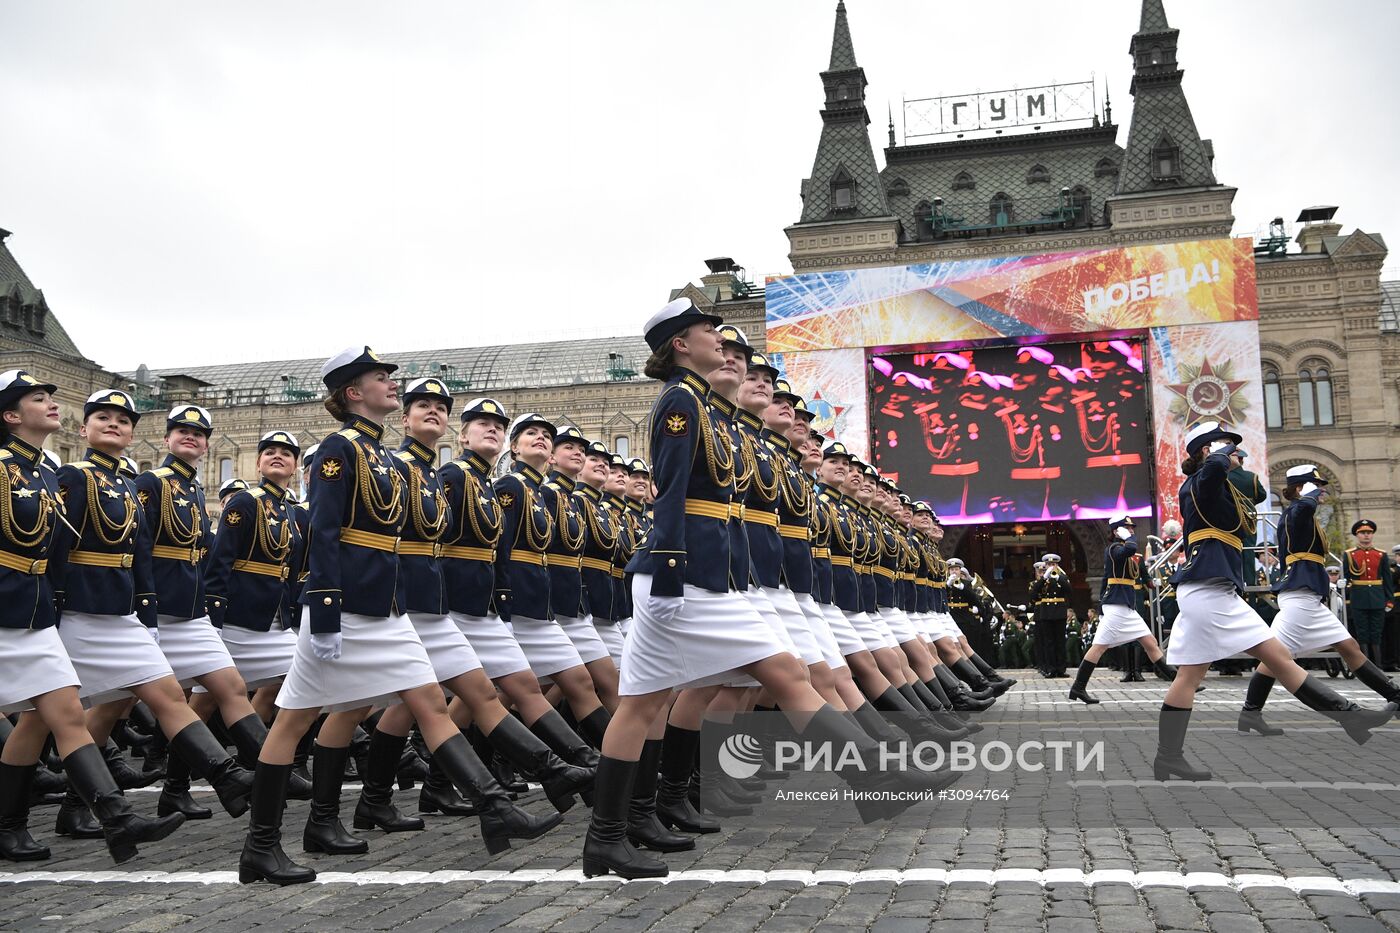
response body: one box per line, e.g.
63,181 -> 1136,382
620,575 -> 791,695
763,586 -> 823,666
822,603 -> 868,657
510,614 -> 585,680
277,609 -> 436,713
450,611 -> 531,680
157,615 -> 236,687
847,609 -> 898,652
220,623 -> 295,689
410,612 -> 483,683
750,587 -> 803,660
1166,580 -> 1274,666
1091,604 -> 1153,648
878,606 -> 921,645
592,617 -> 626,667
59,611 -> 175,706
559,614 -> 613,666
1272,589 -> 1350,656
928,611 -> 963,643
796,593 -> 847,670
0,626 -> 81,714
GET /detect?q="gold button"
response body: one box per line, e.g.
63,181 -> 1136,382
667,558 -> 677,567
141,599 -> 150,606
214,601 -> 221,608
323,597 -> 333,605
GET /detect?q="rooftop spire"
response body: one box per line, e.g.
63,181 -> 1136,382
829,1 -> 857,71
1139,0 -> 1170,32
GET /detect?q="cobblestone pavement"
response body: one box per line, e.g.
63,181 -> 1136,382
8,672 -> 1400,932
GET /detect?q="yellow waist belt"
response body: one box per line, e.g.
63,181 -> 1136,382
1187,528 -> 1242,551
68,550 -> 133,569
1040,597 -> 1066,604
829,555 -> 853,568
0,551 -> 47,574
856,564 -> 873,575
683,499 -> 731,521
873,566 -> 896,580
1351,579 -> 1383,586
152,545 -> 203,565
508,551 -> 546,567
1285,552 -> 1327,567
232,559 -> 289,580
396,541 -> 442,558
811,547 -> 831,559
930,581 -> 946,589
897,572 -> 914,582
1106,577 -> 1137,586
580,556 -> 614,574
440,545 -> 494,563
743,510 -> 778,528
779,524 -> 810,541
339,528 -> 399,553
610,566 -> 625,579
547,553 -> 583,570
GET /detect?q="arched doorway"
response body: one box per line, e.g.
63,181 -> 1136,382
954,521 -> 1092,613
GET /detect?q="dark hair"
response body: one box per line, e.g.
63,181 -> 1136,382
0,399 -> 17,446
324,385 -> 352,421
1282,484 -> 1302,502
1180,446 -> 1206,476
643,344 -> 677,381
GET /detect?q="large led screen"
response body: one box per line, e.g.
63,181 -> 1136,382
869,338 -> 1152,524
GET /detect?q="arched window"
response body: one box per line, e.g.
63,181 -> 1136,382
1298,369 -> 1315,426
952,171 -> 975,191
438,444 -> 453,466
1095,157 -> 1119,178
1026,164 -> 1050,184
913,200 -> 934,239
1315,368 -> 1334,425
1263,367 -> 1282,428
614,436 -> 630,460
218,457 -> 234,485
989,193 -> 1013,225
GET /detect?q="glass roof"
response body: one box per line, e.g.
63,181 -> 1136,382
127,334 -> 653,406
1381,280 -> 1400,334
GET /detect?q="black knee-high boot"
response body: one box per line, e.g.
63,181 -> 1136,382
167,722 -> 254,817
431,732 -> 563,854
933,664 -> 994,711
969,652 -> 1015,688
157,744 -> 213,819
920,675 -> 979,731
1237,673 -> 1283,736
0,763 -> 50,861
1069,660 -> 1100,705
418,752 -> 476,816
63,743 -> 186,864
529,708 -> 600,770
896,683 -> 931,713
1293,674 -> 1396,744
654,725 -> 719,834
576,707 -> 611,750
954,657 -> 1010,696
226,714 -> 311,801
1154,703 -> 1211,781
1353,660 -> 1400,705
627,738 -> 694,853
353,731 -> 426,833
465,724 -> 521,798
302,743 -> 368,854
102,741 -> 159,789
238,763 -> 316,886
874,687 -> 967,743
582,755 -> 669,879
487,715 -> 595,814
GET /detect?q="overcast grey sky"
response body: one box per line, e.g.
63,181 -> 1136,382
3,1 -> 1397,373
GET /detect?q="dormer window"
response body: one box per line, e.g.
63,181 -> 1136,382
952,171 -> 975,191
1027,164 -> 1050,184
1095,157 -> 1119,178
1151,133 -> 1180,181
830,166 -> 855,212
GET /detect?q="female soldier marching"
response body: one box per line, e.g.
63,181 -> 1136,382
0,371 -> 185,865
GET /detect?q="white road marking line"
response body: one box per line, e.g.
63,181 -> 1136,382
2,868 -> 1399,894
1068,779 -> 1400,791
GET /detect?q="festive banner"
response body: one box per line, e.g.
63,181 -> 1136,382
1147,320 -> 1268,526
765,238 -> 1258,353
764,238 -> 1265,527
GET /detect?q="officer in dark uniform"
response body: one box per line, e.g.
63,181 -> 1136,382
575,442 -> 624,661
0,372 -> 185,865
1037,554 -> 1072,676
138,407 -> 285,821
1345,519 -> 1394,664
